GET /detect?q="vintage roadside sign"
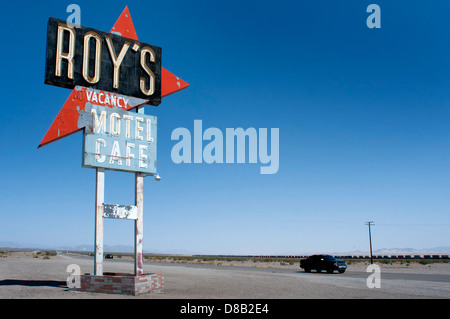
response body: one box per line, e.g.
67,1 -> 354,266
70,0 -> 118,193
40,6 -> 189,281
45,17 -> 162,106
82,103 -> 157,174
39,6 -> 189,148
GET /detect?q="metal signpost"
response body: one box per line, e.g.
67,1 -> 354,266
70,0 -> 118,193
40,6 -> 189,295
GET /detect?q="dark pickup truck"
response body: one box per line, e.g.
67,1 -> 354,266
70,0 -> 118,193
300,255 -> 347,273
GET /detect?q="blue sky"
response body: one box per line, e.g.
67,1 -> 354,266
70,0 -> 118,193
1,0 -> 450,254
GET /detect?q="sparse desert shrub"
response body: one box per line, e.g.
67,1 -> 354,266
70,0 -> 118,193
44,250 -> 57,256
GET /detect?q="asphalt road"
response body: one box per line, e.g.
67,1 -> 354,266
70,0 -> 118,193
68,253 -> 450,284
1,253 -> 449,299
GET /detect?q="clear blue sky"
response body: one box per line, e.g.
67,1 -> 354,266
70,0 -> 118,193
1,0 -> 450,254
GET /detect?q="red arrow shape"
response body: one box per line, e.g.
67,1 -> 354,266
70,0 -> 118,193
39,6 -> 189,148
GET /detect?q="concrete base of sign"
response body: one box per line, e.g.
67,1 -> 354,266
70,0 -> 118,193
78,272 -> 164,296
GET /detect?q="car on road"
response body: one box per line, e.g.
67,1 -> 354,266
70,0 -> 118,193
105,254 -> 113,259
300,255 -> 347,273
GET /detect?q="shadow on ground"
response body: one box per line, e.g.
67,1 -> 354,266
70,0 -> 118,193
0,279 -> 67,288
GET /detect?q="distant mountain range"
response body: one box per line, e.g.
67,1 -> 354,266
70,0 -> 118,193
0,242 -> 192,255
1,241 -> 449,255
374,247 -> 450,255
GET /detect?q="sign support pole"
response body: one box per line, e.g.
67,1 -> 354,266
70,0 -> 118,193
135,172 -> 144,276
94,168 -> 105,276
134,106 -> 145,277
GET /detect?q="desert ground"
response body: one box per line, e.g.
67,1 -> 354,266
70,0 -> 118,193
0,251 -> 449,299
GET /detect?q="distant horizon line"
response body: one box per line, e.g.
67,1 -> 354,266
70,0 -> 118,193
1,242 -> 450,256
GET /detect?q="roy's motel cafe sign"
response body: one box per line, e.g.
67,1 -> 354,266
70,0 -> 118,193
40,11 -> 188,172
39,7 -> 189,286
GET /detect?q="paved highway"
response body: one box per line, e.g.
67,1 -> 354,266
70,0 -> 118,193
67,253 -> 450,283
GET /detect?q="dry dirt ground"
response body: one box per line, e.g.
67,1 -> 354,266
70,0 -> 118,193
0,252 -> 449,299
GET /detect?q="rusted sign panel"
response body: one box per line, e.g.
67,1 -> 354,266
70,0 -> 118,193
82,104 -> 157,174
45,17 -> 162,106
103,204 -> 138,220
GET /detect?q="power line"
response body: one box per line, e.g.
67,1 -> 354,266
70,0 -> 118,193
375,223 -> 450,226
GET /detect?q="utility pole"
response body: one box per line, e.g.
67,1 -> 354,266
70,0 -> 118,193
365,221 -> 374,264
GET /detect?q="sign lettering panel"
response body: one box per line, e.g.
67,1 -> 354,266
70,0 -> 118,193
82,104 -> 157,174
103,204 -> 138,220
45,17 -> 162,106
